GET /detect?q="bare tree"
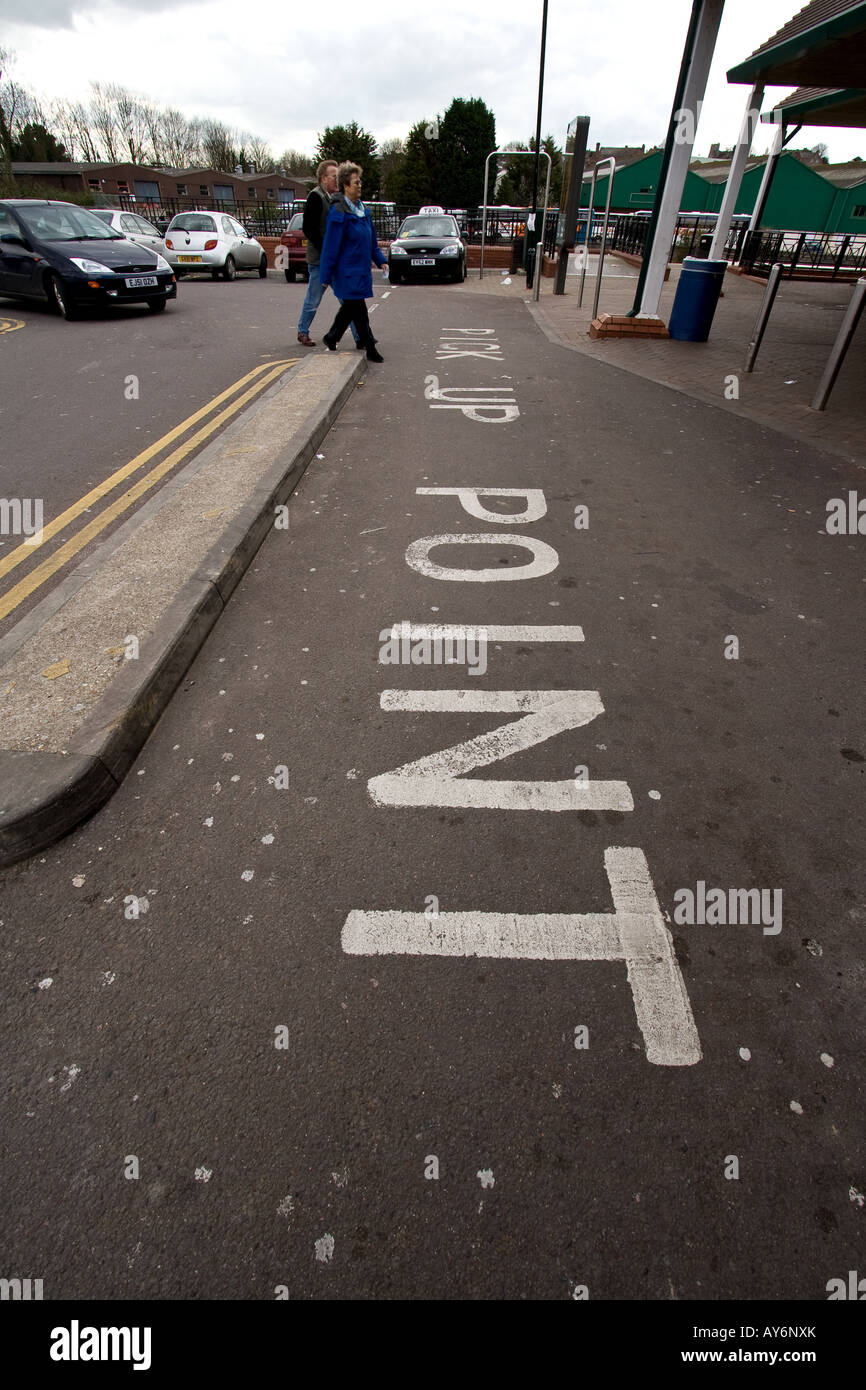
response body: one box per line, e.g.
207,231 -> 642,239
140,99 -> 164,166
247,135 -> 275,174
106,83 -> 150,164
50,97 -> 100,163
276,147 -> 315,176
0,47 -> 38,189
160,107 -> 202,168
200,118 -> 238,173
89,81 -> 120,161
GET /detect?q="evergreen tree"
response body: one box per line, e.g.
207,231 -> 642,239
391,119 -> 441,207
437,97 -> 496,209
501,134 -> 563,206
315,122 -> 380,196
10,122 -> 68,161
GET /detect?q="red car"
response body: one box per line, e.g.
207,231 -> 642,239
279,213 -> 309,282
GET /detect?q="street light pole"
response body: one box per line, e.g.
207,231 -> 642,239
526,0 -> 550,288
530,0 -> 550,212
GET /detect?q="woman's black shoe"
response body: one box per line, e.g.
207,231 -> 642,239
323,333 -> 337,351
366,345 -> 384,362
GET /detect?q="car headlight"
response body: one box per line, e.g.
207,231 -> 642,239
439,244 -> 459,256
155,254 -> 172,272
390,244 -> 408,255
69,258 -> 114,275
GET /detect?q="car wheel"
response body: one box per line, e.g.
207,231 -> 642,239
284,268 -> 296,283
222,255 -> 237,282
147,297 -> 167,312
259,255 -> 268,279
48,274 -> 80,320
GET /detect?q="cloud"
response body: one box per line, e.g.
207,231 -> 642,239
0,0 -> 212,30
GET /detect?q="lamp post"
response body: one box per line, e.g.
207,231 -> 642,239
525,0 -> 550,287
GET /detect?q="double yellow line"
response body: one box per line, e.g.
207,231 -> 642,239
0,358 -> 298,623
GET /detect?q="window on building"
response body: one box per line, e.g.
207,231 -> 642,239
267,189 -> 274,200
88,180 -> 100,189
248,188 -> 256,198
200,185 -> 208,196
176,183 -> 187,195
853,204 -> 866,217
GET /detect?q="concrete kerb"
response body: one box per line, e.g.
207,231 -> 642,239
0,352 -> 365,869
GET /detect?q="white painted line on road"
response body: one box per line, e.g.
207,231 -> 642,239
382,291 -> 391,299
369,689 -> 634,811
342,847 -> 701,1067
381,623 -> 584,644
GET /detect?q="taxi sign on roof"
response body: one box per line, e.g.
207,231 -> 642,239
419,205 -> 445,214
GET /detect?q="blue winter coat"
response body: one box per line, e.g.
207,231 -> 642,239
319,195 -> 386,299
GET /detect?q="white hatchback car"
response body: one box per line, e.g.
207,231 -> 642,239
89,208 -> 167,256
163,211 -> 268,279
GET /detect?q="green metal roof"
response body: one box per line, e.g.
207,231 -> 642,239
728,0 -> 866,87
768,84 -> 866,125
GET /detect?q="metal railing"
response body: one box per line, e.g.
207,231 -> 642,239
118,194 -> 303,235
737,229 -> 866,280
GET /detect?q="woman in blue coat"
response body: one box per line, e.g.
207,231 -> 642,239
319,162 -> 387,362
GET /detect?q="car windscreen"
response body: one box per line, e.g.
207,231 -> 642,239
170,214 -> 217,232
398,217 -> 458,239
15,204 -> 123,240
289,213 -> 303,229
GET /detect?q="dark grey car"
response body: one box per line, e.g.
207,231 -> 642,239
388,214 -> 467,284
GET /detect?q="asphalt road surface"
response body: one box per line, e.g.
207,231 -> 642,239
1,279 -> 863,1305
0,273 -> 315,631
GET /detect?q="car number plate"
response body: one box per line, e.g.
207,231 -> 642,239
411,258 -> 435,266
300,238 -> 307,245
177,255 -> 201,263
125,275 -> 159,287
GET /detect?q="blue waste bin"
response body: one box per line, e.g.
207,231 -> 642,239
668,256 -> 727,341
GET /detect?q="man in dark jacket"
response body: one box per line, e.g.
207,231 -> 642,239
296,160 -> 360,347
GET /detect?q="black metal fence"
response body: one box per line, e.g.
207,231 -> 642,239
119,194 -> 303,236
118,192 -> 564,246
117,193 -> 866,278
736,229 -> 866,279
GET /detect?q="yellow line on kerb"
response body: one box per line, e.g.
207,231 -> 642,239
0,359 -> 299,622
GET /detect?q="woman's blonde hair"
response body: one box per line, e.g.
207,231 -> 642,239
337,161 -> 362,191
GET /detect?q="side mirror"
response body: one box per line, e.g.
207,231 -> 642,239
0,232 -> 28,249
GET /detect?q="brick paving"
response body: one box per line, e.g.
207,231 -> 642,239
453,255 -> 865,466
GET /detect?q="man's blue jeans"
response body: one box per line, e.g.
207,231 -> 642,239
298,263 -> 359,341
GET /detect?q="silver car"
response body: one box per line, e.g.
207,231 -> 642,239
89,208 -> 166,256
163,210 -> 268,280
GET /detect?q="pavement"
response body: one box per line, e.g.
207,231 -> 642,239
465,254 -> 866,467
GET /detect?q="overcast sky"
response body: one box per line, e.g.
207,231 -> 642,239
3,0 -> 863,164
